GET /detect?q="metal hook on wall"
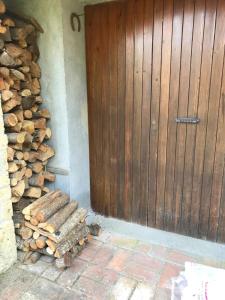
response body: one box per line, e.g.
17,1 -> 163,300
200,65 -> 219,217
71,13 -> 82,32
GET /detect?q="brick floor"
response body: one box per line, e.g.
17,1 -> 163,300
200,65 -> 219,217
0,229 -> 225,300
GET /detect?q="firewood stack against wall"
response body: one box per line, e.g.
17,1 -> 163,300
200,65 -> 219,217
0,4 -> 55,209
0,0 -> 93,268
16,190 -> 90,268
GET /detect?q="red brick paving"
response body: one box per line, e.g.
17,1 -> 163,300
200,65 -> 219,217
107,249 -> 132,272
167,249 -> 198,266
159,263 -> 183,289
83,264 -> 119,286
1,230 -> 224,300
73,276 -> 109,300
92,246 -> 115,266
57,258 -> 88,288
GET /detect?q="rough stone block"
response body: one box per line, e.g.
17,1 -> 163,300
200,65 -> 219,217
0,267 -> 36,300
57,258 -> 87,288
72,276 -> 109,299
0,149 -> 8,171
0,134 -> 8,148
83,264 -> 119,286
0,174 -> 10,189
24,278 -> 65,300
18,260 -> 49,276
0,220 -> 17,274
42,265 -> 62,281
0,186 -> 12,221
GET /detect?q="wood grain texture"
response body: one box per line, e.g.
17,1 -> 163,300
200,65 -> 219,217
190,0 -> 217,237
85,0 -> 225,241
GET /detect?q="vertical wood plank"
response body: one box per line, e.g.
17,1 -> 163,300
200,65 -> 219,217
108,2 -> 119,217
132,0 -> 144,223
208,53 -> 225,240
85,6 -> 101,213
164,0 -> 184,231
199,0 -> 225,239
217,167 -> 225,242
173,0 -> 195,232
124,0 -> 135,220
148,0 -> 163,227
100,4 -> 111,216
117,1 -> 126,219
140,0 -> 154,225
156,0 -> 173,229
182,0 -> 205,234
190,0 -> 217,237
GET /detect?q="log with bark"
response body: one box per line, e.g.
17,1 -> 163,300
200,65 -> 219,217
35,193 -> 70,223
38,201 -> 78,233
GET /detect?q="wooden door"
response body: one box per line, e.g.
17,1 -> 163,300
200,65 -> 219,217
85,0 -> 225,242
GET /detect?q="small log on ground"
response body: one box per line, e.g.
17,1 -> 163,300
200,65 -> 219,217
88,223 -> 102,237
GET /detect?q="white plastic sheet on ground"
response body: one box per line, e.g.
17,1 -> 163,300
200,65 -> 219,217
171,262 -> 225,300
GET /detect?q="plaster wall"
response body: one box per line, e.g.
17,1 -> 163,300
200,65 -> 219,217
61,1 -> 90,208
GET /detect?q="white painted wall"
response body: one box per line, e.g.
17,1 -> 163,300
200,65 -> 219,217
5,0 -> 91,207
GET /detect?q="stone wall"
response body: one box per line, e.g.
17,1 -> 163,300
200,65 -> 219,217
0,105 -> 17,273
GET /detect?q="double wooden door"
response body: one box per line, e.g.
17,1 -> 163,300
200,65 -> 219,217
85,0 -> 225,242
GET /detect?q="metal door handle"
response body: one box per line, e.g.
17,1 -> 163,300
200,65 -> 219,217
176,117 -> 200,124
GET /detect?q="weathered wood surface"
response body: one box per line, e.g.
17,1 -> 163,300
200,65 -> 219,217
85,0 -> 225,241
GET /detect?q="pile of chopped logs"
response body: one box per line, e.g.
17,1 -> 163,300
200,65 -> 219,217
0,1 -> 55,205
15,190 -> 90,269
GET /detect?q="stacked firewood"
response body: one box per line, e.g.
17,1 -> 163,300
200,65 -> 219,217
15,190 -> 90,268
0,0 -> 55,204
